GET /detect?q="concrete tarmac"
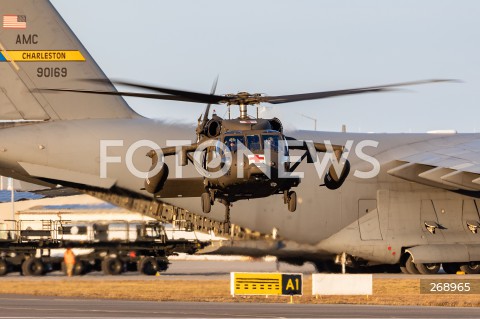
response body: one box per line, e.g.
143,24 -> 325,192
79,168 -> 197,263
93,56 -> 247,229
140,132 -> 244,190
0,294 -> 479,318
1,259 -> 479,318
0,259 -> 475,280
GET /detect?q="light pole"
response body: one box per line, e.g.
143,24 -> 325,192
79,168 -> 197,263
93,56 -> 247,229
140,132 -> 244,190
299,113 -> 317,131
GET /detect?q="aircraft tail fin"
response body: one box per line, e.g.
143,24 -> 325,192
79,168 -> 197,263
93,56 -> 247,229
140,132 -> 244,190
0,0 -> 139,121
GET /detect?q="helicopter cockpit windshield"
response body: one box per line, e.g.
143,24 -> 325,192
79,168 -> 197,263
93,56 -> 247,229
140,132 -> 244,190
221,131 -> 287,154
262,134 -> 280,152
224,135 -> 245,152
246,135 -> 261,151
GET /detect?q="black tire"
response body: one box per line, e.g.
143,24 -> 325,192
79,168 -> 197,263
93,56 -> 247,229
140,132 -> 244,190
201,193 -> 211,214
138,257 -> 158,276
22,258 -> 45,276
405,255 -> 420,274
459,262 -> 480,274
415,263 -> 440,274
102,257 -> 123,275
73,261 -> 84,276
0,259 -> 8,276
156,258 -> 169,272
287,191 -> 297,212
442,263 -> 460,274
74,260 -> 90,276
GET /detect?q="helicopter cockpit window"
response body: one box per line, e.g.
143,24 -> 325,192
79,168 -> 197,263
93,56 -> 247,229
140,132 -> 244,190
224,136 -> 244,152
247,135 -> 261,151
262,134 -> 280,152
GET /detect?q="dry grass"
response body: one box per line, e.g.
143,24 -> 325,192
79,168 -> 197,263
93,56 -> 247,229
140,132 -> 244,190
1,276 -> 479,307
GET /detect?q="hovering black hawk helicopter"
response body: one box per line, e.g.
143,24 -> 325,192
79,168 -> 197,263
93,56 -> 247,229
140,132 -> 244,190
47,78 -> 449,221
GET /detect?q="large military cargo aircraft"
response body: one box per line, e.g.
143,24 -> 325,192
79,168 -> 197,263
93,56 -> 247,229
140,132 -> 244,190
1,0 -> 479,275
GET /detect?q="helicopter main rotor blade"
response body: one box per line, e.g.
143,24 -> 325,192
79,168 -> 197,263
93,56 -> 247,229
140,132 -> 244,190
38,88 -> 209,103
45,78 -> 458,107
263,79 -> 457,104
204,75 -> 219,122
87,78 -> 230,104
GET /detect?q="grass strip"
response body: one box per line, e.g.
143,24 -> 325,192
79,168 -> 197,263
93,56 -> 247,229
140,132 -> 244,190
0,277 -> 478,307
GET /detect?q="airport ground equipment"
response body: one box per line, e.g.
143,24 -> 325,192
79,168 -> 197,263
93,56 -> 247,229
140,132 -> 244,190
0,220 -> 207,276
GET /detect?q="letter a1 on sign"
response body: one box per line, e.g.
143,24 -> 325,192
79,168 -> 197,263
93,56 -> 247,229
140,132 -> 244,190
281,274 -> 303,295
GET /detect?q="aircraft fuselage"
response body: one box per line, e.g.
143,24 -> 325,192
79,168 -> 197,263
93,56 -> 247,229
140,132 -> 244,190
1,118 -> 478,268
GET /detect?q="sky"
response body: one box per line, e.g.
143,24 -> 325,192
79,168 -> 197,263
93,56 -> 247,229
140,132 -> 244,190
50,0 -> 480,133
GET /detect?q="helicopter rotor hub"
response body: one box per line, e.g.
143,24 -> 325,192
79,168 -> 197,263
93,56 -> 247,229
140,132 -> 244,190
224,92 -> 264,106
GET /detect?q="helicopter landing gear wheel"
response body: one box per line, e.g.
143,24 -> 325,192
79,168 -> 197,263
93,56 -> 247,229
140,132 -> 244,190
201,193 -> 211,214
459,262 -> 480,274
287,191 -> 297,212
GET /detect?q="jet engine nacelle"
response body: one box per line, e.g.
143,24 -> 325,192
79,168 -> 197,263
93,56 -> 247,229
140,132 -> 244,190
144,150 -> 169,194
324,160 -> 350,190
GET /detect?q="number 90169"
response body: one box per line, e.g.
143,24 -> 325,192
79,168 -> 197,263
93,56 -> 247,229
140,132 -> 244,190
37,67 -> 67,78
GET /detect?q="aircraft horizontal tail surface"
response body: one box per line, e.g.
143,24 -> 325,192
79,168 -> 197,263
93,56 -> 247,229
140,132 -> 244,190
0,0 -> 139,120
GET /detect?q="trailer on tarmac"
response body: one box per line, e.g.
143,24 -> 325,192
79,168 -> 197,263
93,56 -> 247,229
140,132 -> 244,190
0,220 -> 208,276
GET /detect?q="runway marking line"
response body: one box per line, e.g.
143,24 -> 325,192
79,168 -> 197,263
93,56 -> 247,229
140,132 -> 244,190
0,298 -> 43,301
0,306 -> 278,318
0,318 -> 224,319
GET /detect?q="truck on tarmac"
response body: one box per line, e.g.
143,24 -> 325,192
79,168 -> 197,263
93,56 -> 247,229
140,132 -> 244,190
0,220 -> 208,276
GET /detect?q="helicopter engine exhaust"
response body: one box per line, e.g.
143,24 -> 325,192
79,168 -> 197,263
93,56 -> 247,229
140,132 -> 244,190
144,150 -> 169,194
269,117 -> 283,133
205,118 -> 222,137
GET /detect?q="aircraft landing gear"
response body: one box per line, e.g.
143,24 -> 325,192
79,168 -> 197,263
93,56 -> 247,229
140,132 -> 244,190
415,262 -> 440,274
442,263 -> 460,274
402,254 -> 420,274
284,190 -> 297,212
459,262 -> 480,274
201,193 -> 212,214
